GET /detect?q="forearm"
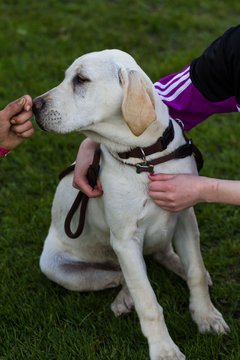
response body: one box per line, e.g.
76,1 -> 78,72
148,173 -> 240,212
200,177 -> 240,205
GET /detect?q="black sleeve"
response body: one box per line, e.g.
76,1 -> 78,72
190,25 -> 240,103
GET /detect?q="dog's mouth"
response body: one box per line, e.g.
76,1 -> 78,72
35,117 -> 47,131
33,98 -> 63,132
32,110 -> 45,132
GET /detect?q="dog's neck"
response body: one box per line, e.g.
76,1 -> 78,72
83,118 -> 165,153
82,97 -> 183,155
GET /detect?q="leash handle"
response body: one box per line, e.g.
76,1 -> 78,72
64,192 -> 89,238
64,148 -> 101,239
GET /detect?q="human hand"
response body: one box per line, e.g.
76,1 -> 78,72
148,173 -> 203,212
73,138 -> 103,197
0,95 -> 34,150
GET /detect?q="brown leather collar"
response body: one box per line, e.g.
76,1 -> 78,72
118,120 -> 174,160
116,119 -> 203,174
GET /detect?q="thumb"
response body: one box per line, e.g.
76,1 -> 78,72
96,179 -> 103,191
3,97 -> 27,118
23,95 -> 33,111
148,173 -> 176,181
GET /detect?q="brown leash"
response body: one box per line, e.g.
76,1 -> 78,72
59,149 -> 101,239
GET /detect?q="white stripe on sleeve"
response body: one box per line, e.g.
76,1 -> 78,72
157,78 -> 192,102
155,66 -> 190,90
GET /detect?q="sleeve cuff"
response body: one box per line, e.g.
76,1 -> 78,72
0,147 -> 11,157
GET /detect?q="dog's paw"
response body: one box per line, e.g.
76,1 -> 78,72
191,304 -> 230,335
110,287 -> 134,317
149,341 -> 185,360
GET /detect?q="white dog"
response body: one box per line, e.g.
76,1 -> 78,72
33,50 -> 229,360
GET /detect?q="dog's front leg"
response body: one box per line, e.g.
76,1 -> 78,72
174,208 -> 230,335
110,231 -> 185,360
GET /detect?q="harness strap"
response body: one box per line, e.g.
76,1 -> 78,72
192,143 -> 204,171
63,148 -> 101,239
181,127 -> 204,172
60,129 -> 203,239
124,139 -> 194,173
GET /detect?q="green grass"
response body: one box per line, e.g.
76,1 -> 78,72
0,1 -> 240,359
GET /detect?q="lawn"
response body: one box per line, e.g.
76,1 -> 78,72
0,1 -> 240,359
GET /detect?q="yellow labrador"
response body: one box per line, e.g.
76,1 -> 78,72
33,50 -> 229,360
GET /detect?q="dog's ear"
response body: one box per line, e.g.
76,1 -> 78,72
119,68 -> 156,136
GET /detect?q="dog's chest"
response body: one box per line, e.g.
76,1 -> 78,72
101,166 -> 178,254
100,150 -> 186,253
139,199 -> 178,254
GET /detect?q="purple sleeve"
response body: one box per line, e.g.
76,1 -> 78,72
154,66 -> 239,131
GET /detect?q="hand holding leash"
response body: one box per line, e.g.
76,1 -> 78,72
73,138 -> 103,197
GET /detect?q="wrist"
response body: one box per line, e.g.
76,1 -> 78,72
81,138 -> 99,151
199,177 -> 218,203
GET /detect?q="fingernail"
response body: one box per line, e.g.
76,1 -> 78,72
17,97 -> 25,106
10,118 -> 16,124
25,105 -> 31,111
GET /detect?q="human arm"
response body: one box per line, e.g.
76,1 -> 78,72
0,95 -> 34,151
148,173 -> 240,212
73,138 -> 103,197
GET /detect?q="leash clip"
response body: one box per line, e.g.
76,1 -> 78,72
140,147 -> 147,163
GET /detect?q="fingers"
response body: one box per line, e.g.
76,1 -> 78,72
72,174 -> 103,197
73,139 -> 102,197
148,173 -> 198,212
148,189 -> 181,212
148,177 -> 174,193
149,173 -> 176,181
148,173 -> 179,212
22,95 -> 33,111
2,95 -> 33,119
11,120 -> 35,138
10,107 -> 34,139
148,188 -> 172,204
9,99 -> 34,138
19,128 -> 35,138
73,180 -> 103,197
10,108 -> 33,126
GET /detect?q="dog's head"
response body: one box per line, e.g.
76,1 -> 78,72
33,49 -> 158,137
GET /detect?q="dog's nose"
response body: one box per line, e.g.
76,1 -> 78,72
32,97 -> 46,114
32,97 -> 47,131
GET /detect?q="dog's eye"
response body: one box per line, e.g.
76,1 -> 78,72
73,75 -> 90,86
